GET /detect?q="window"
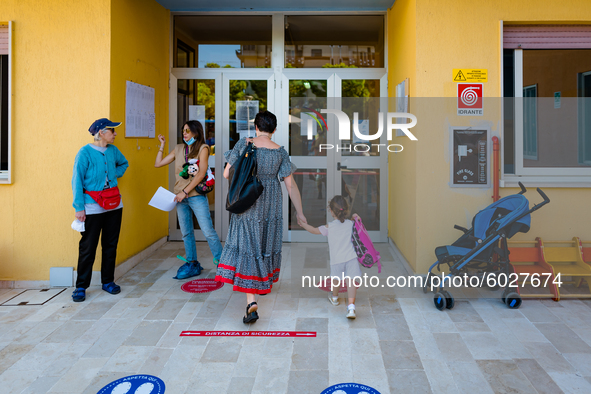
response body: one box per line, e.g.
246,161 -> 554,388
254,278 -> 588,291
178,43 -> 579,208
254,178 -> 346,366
503,25 -> 591,180
0,22 -> 11,184
176,40 -> 195,94
174,16 -> 272,69
284,15 -> 384,68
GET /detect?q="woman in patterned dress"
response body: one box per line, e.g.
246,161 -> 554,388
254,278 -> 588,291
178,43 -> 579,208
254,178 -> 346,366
215,111 -> 307,323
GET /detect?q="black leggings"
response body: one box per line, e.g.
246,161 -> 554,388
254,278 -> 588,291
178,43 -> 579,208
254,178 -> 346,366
76,209 -> 123,289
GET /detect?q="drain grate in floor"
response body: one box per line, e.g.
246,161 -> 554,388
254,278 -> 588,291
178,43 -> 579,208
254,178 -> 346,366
1,288 -> 66,306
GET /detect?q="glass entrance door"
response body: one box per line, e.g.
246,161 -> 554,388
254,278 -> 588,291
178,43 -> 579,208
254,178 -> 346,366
169,74 -> 221,242
283,73 -> 333,241
170,69 -> 386,243
220,73 -> 274,240
335,73 -> 388,242
169,71 -> 273,242
284,70 -> 387,242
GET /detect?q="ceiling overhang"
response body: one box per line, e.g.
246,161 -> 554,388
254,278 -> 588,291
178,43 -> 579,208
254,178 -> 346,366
155,0 -> 395,12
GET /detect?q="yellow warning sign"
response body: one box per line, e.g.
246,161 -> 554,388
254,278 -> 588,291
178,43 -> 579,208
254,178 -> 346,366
453,69 -> 487,83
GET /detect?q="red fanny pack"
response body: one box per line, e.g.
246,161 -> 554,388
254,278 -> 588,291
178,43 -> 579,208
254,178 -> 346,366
85,187 -> 121,210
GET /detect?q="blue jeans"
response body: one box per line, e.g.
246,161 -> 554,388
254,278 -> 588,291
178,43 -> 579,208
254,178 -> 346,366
177,195 -> 222,262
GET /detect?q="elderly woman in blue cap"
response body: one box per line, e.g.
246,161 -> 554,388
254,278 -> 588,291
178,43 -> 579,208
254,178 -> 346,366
71,118 -> 129,302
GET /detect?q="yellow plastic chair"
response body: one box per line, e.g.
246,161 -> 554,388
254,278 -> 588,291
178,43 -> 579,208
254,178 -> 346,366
540,237 -> 591,299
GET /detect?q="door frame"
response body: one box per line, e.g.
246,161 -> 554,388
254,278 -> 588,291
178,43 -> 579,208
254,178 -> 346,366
283,69 -> 388,242
169,68 -> 275,241
335,71 -> 389,242
220,71 -> 275,240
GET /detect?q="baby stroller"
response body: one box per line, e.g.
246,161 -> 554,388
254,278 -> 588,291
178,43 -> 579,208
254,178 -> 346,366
424,182 -> 550,310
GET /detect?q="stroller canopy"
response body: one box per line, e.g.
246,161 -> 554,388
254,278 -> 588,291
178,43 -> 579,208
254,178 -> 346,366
436,194 -> 532,262
474,194 -> 531,239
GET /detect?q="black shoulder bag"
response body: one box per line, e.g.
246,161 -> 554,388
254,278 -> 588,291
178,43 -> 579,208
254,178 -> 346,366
226,142 -> 264,214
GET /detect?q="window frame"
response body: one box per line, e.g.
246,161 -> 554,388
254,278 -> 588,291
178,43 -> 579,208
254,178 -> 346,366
0,21 -> 12,185
503,48 -> 591,184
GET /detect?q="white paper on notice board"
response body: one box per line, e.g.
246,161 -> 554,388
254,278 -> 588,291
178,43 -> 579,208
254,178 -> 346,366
236,100 -> 259,138
125,81 -> 155,138
189,105 -> 206,131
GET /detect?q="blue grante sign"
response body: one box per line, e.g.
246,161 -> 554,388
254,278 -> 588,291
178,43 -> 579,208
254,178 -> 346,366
97,375 -> 165,394
321,383 -> 381,394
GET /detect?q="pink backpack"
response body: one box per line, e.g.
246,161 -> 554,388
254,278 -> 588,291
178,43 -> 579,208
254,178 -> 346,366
351,216 -> 381,273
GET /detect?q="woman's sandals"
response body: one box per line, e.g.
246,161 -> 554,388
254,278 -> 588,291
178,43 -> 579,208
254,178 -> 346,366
243,301 -> 259,324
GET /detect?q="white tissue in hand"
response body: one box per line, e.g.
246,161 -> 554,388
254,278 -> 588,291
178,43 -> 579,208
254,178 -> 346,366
71,219 -> 85,232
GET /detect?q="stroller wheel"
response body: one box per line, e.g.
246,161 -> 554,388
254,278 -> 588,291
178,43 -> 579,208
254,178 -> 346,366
440,290 -> 455,309
505,292 -> 522,309
434,292 -> 447,311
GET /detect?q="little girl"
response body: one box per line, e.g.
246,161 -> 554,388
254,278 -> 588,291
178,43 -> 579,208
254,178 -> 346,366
298,195 -> 361,319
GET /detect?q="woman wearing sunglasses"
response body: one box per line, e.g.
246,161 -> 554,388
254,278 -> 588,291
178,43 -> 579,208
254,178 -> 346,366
155,120 -> 222,279
71,118 -> 129,302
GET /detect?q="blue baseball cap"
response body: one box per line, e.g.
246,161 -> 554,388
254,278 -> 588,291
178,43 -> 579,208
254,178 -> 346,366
89,118 -> 122,136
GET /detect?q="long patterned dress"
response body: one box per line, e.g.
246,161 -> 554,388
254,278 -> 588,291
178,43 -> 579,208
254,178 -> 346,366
215,138 -> 294,294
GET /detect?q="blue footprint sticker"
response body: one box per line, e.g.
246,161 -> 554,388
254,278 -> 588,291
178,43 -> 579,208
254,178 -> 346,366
98,375 -> 165,394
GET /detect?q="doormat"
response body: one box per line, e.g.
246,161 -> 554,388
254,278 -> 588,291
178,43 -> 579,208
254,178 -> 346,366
181,279 -> 224,294
1,288 -> 66,306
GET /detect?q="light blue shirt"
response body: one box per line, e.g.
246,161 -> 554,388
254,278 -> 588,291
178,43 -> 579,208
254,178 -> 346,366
72,144 -> 128,212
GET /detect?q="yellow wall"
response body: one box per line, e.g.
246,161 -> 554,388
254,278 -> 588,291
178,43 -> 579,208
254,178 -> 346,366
0,0 -> 169,282
110,0 -> 170,265
387,0 -> 419,270
0,0 -> 111,281
388,0 -> 591,273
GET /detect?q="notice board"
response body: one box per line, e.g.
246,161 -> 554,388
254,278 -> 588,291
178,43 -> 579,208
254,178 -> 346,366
125,81 -> 155,138
451,128 -> 489,187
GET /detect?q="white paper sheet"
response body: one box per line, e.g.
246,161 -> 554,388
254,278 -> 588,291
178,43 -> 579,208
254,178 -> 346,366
189,105 -> 206,131
148,187 -> 177,212
236,100 -> 259,138
125,81 -> 156,138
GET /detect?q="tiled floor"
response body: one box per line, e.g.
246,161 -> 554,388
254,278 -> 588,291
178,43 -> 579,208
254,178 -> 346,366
1,242 -> 591,393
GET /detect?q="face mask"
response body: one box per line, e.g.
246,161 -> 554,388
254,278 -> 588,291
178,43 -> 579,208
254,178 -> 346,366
184,137 -> 195,145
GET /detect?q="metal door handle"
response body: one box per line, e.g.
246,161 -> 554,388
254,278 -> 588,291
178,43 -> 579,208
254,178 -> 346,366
337,162 -> 348,171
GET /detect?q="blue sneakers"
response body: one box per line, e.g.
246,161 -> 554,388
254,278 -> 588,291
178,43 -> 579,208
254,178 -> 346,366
174,261 -> 202,280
